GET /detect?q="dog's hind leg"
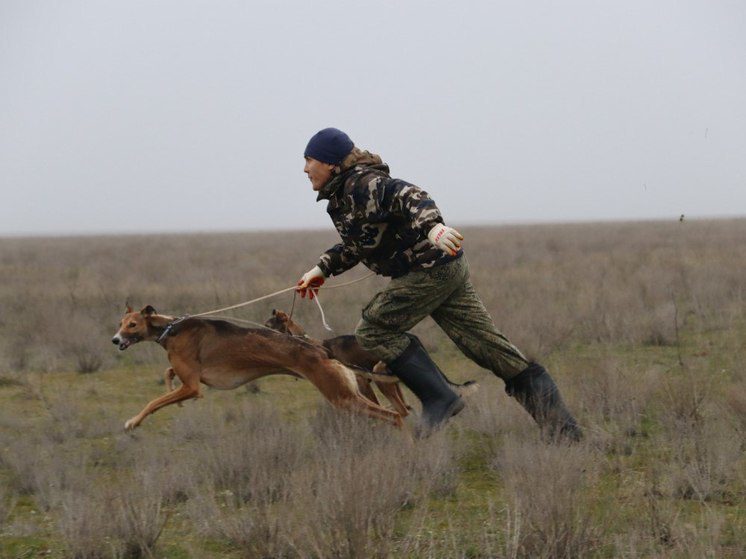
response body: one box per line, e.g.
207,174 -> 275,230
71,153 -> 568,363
164,367 -> 184,407
302,360 -> 403,428
356,377 -> 381,406
369,361 -> 410,416
375,381 -> 410,417
164,367 -> 175,391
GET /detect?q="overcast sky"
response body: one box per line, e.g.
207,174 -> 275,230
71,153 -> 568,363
1,0 -> 744,236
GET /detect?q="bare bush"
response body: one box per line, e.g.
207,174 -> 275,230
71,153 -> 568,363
492,438 -> 600,558
573,357 -> 659,456
57,486 -> 123,559
0,483 -> 17,532
72,345 -> 104,374
0,372 -> 23,387
187,486 -> 292,559
662,414 -> 744,503
112,474 -> 168,559
63,313 -> 111,374
452,372 -> 536,444
169,400 -> 236,444
724,380 -> 746,436
287,410 -> 428,559
183,405 -> 461,558
1,435 -> 40,495
669,509 -> 726,558
655,369 -> 745,503
190,402 -> 309,502
35,448 -> 92,513
116,435 -> 194,507
183,402 -> 311,555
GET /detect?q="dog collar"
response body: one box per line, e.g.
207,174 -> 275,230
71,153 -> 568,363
156,316 -> 189,346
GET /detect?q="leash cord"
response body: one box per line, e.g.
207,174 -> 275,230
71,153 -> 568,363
313,293 -> 334,331
190,271 -> 376,318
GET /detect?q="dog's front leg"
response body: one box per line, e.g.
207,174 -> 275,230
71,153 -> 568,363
124,383 -> 200,431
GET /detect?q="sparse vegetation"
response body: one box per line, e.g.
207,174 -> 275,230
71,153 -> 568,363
0,220 -> 744,557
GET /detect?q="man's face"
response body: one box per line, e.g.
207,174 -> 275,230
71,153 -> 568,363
304,157 -> 335,192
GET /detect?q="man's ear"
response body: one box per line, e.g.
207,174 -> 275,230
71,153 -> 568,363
140,305 -> 157,317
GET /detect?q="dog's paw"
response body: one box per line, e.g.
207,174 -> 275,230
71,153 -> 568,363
124,417 -> 139,431
372,361 -> 389,374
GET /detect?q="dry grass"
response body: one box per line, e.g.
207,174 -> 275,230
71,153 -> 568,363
0,219 -> 744,558
492,438 -> 601,558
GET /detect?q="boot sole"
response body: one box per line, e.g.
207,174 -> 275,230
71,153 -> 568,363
419,396 -> 465,438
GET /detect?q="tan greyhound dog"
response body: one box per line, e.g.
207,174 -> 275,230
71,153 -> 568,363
264,309 -> 478,418
112,305 -> 403,430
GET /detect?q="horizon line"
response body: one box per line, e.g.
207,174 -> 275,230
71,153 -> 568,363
1,214 -> 744,240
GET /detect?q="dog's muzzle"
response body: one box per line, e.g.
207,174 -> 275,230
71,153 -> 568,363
112,335 -> 137,351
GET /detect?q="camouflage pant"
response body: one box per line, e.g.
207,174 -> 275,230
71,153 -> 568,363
355,256 -> 528,380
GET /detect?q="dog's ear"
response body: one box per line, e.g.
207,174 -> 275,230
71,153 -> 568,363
276,310 -> 288,321
140,305 -> 157,317
125,300 -> 133,313
272,309 -> 277,316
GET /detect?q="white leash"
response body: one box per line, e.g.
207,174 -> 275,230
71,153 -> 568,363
190,272 -> 376,330
313,293 -> 334,332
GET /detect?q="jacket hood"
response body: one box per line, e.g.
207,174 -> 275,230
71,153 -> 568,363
342,149 -> 384,170
316,149 -> 389,201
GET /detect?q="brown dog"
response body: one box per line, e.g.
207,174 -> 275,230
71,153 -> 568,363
112,305 -> 403,430
265,310 -> 478,416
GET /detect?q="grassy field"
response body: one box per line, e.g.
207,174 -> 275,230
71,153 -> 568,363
0,219 -> 744,558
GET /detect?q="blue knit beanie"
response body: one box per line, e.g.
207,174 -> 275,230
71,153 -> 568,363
304,128 -> 354,165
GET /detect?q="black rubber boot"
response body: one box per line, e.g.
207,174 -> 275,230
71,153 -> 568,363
388,335 -> 465,435
504,363 -> 583,442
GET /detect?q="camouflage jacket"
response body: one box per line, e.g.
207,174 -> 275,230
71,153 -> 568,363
316,151 -> 461,278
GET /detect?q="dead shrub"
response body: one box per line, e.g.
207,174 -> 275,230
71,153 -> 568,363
189,402 -> 309,502
0,372 -> 23,387
669,509 -> 727,558
0,484 -> 17,531
572,358 -> 659,457
183,403 -> 308,557
1,429 -> 95,512
184,406 -> 460,559
662,413 -> 744,503
724,380 -> 746,435
656,371 -> 744,503
57,486 -> 123,559
49,450 -> 167,558
286,409 -> 424,559
492,437 -> 600,559
72,345 -> 104,374
187,486 -> 292,559
117,435 -> 195,507
661,369 -> 715,427
65,315 -> 109,374
453,374 -> 535,443
2,434 -> 48,496
111,473 -> 168,559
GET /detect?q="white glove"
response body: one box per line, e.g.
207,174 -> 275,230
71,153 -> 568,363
296,265 -> 326,299
427,224 -> 463,256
